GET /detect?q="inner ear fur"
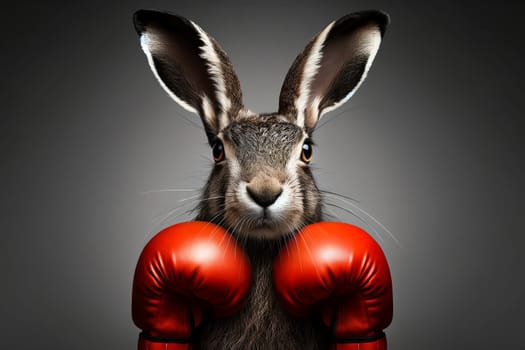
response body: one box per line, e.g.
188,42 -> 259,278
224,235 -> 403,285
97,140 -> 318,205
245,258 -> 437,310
278,10 -> 389,132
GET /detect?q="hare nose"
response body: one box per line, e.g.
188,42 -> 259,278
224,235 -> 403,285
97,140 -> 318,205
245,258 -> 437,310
246,186 -> 283,208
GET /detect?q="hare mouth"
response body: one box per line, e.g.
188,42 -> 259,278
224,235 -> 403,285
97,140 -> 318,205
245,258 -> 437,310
253,215 -> 282,230
245,219 -> 294,239
225,185 -> 303,238
227,210 -> 302,239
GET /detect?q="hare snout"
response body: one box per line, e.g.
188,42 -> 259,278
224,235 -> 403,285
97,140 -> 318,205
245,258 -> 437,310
246,186 -> 282,208
226,178 -> 302,239
245,176 -> 283,208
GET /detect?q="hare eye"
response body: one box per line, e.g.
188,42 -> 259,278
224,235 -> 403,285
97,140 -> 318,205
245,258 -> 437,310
212,140 -> 225,162
301,141 -> 313,163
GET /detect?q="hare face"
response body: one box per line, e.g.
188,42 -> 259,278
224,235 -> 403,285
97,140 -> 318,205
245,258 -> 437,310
213,116 -> 320,239
134,9 -> 387,239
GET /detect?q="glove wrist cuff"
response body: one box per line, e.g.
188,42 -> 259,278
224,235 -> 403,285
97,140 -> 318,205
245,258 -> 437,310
332,332 -> 386,350
138,332 -> 192,350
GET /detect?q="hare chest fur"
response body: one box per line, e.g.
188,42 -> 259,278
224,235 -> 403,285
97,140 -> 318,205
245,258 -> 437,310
133,8 -> 388,349
195,240 -> 326,349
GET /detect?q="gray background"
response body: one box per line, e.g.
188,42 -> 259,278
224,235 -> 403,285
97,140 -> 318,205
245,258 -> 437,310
3,0 -> 524,349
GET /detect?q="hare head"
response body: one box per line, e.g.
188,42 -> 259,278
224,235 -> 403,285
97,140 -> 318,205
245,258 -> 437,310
133,10 -> 388,240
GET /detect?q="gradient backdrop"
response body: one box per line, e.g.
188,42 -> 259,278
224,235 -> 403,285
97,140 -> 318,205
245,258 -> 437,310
3,1 -> 524,349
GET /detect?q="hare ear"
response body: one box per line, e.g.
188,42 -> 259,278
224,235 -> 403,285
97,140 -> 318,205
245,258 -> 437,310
133,10 -> 243,143
278,10 -> 388,132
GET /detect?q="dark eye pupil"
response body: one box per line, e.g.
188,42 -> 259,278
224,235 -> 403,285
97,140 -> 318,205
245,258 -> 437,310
213,141 -> 224,161
302,142 -> 312,161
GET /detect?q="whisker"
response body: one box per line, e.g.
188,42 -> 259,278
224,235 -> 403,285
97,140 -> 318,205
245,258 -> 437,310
143,194 -> 215,241
177,194 -> 201,203
320,189 -> 360,203
324,201 -> 367,223
322,203 -> 342,222
151,206 -> 186,226
197,195 -> 227,202
139,188 -> 199,195
325,202 -> 384,244
204,207 -> 227,226
324,196 -> 401,247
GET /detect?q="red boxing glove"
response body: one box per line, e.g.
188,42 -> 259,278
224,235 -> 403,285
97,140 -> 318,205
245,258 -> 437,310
274,222 -> 393,350
132,221 -> 251,350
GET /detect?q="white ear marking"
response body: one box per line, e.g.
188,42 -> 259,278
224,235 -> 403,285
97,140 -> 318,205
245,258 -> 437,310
201,95 -> 216,126
191,21 -> 231,130
295,21 -> 335,128
140,32 -> 198,113
305,96 -> 323,127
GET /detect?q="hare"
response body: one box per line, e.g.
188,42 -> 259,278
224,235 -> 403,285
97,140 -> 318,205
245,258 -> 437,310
133,9 -> 389,350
